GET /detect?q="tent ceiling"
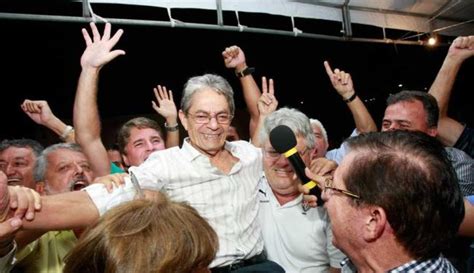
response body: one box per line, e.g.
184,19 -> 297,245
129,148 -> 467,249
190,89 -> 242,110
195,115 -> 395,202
1,0 -> 473,44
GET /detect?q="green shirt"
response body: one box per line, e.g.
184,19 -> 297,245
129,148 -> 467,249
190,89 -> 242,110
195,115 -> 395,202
14,230 -> 77,273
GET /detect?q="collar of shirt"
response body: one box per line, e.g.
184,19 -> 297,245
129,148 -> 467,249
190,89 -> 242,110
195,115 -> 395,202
258,176 -> 303,208
181,138 -> 206,161
182,138 -> 246,161
341,255 -> 457,273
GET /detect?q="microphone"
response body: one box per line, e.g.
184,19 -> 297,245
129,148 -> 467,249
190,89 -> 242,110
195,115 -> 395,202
269,125 -> 323,206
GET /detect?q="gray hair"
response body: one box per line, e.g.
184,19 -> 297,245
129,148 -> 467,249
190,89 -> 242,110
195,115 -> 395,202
309,118 -> 328,145
180,74 -> 235,115
0,138 -> 44,158
259,107 -> 315,150
34,143 -> 83,182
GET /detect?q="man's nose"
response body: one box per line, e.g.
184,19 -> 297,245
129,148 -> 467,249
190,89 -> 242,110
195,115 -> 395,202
144,140 -> 155,151
73,162 -> 84,174
275,154 -> 290,166
207,116 -> 221,130
387,123 -> 400,131
5,164 -> 16,175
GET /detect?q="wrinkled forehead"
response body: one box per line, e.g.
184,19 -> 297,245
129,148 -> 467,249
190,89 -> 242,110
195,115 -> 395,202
128,127 -> 163,142
189,89 -> 230,113
263,134 -> 308,150
384,101 -> 428,121
0,146 -> 35,160
47,149 -> 88,164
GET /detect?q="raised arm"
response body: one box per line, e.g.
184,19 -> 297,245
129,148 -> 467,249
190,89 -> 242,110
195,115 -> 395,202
73,22 -> 125,177
21,99 -> 75,143
151,85 -> 179,148
222,45 -> 261,137
428,36 -> 474,146
324,61 -> 377,133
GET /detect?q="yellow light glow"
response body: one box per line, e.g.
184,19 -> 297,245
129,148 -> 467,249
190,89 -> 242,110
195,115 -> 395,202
428,37 -> 437,46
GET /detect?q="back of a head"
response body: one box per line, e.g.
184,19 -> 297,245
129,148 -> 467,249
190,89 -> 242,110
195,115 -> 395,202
260,107 -> 315,150
386,90 -> 439,128
343,131 -> 464,259
180,74 -> 235,116
117,117 -> 163,155
63,196 -> 218,273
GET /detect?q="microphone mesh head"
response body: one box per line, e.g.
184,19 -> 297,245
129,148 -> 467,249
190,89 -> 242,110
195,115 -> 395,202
269,125 -> 297,153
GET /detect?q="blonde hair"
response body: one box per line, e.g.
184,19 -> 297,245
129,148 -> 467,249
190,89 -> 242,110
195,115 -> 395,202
64,196 -> 218,273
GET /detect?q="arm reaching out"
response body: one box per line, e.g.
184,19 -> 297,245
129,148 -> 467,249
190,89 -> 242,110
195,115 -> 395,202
324,61 -> 377,133
74,22 -> 125,177
21,99 -> 75,143
1,171 -> 42,254
152,85 -> 179,148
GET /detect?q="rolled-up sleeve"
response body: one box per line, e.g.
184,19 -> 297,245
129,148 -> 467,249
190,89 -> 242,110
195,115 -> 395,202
84,182 -> 136,216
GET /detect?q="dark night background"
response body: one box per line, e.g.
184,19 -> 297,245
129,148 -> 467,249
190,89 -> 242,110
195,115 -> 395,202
1,2 -> 473,148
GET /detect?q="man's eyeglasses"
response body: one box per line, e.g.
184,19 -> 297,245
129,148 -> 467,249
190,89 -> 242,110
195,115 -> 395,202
187,112 -> 233,125
323,178 -> 360,199
264,147 -> 309,160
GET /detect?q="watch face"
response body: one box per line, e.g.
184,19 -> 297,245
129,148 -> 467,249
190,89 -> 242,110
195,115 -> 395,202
236,67 -> 255,78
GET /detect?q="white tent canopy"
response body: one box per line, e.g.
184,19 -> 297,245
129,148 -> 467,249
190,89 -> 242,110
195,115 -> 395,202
88,0 -> 472,35
1,0 -> 473,44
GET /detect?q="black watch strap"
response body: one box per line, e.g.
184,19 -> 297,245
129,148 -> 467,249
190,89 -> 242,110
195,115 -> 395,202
235,67 -> 255,78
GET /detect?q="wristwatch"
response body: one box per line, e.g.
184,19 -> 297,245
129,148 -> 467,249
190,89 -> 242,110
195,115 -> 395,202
235,67 -> 255,78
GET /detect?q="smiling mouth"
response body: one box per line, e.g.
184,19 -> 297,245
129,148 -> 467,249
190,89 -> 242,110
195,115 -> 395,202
272,168 -> 293,175
203,134 -> 220,139
7,178 -> 21,185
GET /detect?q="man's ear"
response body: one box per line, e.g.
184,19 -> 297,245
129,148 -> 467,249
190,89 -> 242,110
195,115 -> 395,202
362,206 -> 387,242
122,154 -> 130,168
179,110 -> 188,131
36,181 -> 46,196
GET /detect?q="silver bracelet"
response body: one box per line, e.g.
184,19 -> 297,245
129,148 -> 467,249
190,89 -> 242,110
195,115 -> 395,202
164,122 -> 179,132
60,125 -> 74,140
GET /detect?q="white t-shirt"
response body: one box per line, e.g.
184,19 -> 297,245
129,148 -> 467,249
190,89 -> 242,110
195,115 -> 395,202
258,177 -> 346,272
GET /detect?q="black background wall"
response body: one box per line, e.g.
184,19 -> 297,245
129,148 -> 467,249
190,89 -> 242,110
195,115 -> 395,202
1,18 -> 472,148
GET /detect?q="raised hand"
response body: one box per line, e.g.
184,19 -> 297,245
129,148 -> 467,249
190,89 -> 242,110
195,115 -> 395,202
324,61 -> 355,100
151,85 -> 177,121
447,36 -> 474,63
222,45 -> 247,71
21,99 -> 55,126
257,76 -> 278,117
80,22 -> 125,69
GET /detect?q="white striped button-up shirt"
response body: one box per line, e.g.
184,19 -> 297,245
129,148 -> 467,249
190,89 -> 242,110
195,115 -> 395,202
86,139 -> 264,268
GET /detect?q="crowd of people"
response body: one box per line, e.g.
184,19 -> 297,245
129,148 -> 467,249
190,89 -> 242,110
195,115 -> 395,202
0,22 -> 473,273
